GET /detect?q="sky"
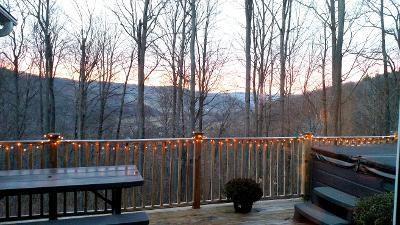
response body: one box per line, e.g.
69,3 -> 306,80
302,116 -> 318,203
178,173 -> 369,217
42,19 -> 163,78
60,0 -> 247,92
4,0 -> 397,94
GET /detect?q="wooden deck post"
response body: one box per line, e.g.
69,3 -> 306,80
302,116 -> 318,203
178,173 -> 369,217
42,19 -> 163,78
192,132 -> 203,209
301,132 -> 313,200
45,133 -> 61,220
46,133 -> 61,168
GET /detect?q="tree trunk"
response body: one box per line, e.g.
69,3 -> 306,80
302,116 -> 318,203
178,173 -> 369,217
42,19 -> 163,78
322,24 -> 328,136
13,58 -> 21,139
380,0 -> 390,134
116,51 -> 134,139
279,0 -> 292,136
78,38 -> 87,139
137,0 -> 150,139
330,0 -> 345,136
245,0 -> 252,137
177,0 -> 188,137
189,0 -> 197,134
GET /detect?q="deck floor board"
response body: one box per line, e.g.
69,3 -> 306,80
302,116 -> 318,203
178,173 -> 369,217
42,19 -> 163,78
147,199 -> 311,225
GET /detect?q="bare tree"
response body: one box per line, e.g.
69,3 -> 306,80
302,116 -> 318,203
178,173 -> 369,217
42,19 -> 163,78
251,0 -> 277,136
278,0 -> 293,136
195,0 -> 225,132
114,0 -> 166,139
96,25 -> 120,139
1,2 -> 33,138
73,2 -> 100,139
115,46 -> 135,139
24,0 -> 66,133
177,0 -> 190,137
158,0 -> 185,137
320,23 -> 329,135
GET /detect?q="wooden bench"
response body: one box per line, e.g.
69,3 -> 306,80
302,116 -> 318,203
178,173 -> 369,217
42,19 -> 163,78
15,212 -> 149,225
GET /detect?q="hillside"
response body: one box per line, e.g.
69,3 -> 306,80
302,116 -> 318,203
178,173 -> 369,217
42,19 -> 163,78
0,68 -> 398,139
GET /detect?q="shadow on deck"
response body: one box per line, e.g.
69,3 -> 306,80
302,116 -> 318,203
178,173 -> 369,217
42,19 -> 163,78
147,198 -> 311,225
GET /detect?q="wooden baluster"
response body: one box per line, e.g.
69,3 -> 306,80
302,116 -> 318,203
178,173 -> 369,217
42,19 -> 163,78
17,143 -> 22,169
177,141 -> 182,205
124,143 -> 129,165
290,140 -> 294,196
225,139 -> 232,183
141,143 -> 147,209
276,141 -> 280,196
218,141 -> 222,201
185,141 -> 190,203
133,144 -> 139,209
39,143 -> 45,216
262,142 -> 267,197
283,141 -> 286,196
241,141 -> 244,177
226,139 -> 230,184
28,144 -> 35,169
255,141 -> 259,183
85,143 -> 90,166
202,141 -> 207,202
160,142 -> 166,207
151,143 -> 156,208
72,143 -> 78,216
248,141 -> 252,178
4,144 -> 10,170
28,144 -> 34,217
62,143 -> 68,215
105,143 -> 110,166
16,144 -> 22,218
297,139 -> 301,195
233,140 -> 238,179
268,141 -> 274,197
4,144 -> 10,219
124,143 -> 129,211
210,140 -> 215,201
83,143 -> 90,213
115,143 -> 120,166
94,143 -> 100,212
169,142 -> 174,206
63,143 -> 68,168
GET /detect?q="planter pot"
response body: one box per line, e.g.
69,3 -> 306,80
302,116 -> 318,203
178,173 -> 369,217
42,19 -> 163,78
233,201 -> 253,213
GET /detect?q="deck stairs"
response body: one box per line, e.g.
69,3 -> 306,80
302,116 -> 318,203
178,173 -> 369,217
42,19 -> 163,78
294,187 -> 359,225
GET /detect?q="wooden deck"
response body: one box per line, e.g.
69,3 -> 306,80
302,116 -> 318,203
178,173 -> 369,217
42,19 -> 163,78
147,198 -> 311,225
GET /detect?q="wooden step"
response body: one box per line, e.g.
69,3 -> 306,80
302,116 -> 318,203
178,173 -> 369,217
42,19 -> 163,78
314,186 -> 358,209
294,202 -> 350,225
15,212 -> 149,225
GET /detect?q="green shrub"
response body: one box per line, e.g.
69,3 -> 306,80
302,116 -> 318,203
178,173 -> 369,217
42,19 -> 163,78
353,192 -> 393,225
224,178 -> 262,204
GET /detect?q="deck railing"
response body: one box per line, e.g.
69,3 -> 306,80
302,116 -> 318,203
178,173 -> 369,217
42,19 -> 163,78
0,133 -> 397,222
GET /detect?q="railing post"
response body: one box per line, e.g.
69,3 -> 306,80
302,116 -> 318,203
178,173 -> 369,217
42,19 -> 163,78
192,132 -> 203,209
301,132 -> 313,200
45,133 -> 61,168
44,133 -> 61,220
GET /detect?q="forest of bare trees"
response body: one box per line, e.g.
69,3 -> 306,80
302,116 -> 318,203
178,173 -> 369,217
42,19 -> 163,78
0,0 -> 399,140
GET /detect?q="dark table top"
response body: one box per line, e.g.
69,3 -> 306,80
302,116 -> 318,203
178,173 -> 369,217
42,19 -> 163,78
0,165 -> 143,195
312,144 -> 397,172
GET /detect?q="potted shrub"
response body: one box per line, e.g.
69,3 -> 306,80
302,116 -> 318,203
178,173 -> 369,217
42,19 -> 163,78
224,178 -> 262,213
353,192 -> 393,225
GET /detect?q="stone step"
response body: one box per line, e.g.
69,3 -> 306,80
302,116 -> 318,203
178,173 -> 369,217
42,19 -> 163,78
313,186 -> 358,209
294,202 -> 350,225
